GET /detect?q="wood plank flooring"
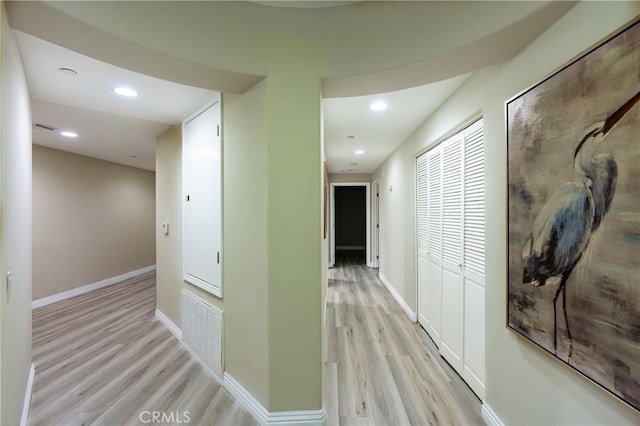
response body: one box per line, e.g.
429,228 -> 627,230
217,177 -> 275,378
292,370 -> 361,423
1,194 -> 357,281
29,272 -> 255,426
30,256 -> 482,426
325,252 -> 483,425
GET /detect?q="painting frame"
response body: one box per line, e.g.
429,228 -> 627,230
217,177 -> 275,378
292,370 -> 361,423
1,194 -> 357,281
506,18 -> 639,411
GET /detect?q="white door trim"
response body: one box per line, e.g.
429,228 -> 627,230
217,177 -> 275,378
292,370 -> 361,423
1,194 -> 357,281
372,179 -> 380,268
329,182 -> 371,267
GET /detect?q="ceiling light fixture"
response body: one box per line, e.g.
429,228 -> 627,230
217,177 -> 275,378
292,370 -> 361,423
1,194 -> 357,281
113,87 -> 139,97
370,101 -> 388,111
355,150 -> 364,155
60,131 -> 78,138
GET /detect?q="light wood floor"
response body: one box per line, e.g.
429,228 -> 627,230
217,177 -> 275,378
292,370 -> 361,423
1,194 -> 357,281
325,251 -> 483,425
30,257 -> 482,426
29,272 -> 255,426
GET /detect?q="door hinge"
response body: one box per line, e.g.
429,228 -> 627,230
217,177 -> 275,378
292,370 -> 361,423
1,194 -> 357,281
217,252 -> 220,264
376,255 -> 379,259
217,125 -> 220,137
376,224 -> 379,228
186,195 -> 190,201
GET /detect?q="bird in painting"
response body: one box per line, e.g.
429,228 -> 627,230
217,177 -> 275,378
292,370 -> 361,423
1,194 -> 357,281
522,90 -> 640,356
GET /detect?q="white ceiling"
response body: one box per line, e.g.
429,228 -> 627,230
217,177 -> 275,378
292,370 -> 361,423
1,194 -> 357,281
31,100 -> 166,171
16,31 -> 216,171
9,1 -> 574,174
16,28 -> 470,175
324,74 -> 470,173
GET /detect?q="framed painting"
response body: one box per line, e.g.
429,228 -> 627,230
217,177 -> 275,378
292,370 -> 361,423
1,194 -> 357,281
507,19 -> 639,410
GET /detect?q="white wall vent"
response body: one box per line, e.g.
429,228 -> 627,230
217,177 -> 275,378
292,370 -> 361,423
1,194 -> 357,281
181,289 -> 223,377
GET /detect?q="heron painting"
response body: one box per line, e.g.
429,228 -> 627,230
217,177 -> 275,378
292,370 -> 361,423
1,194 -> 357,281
507,20 -> 639,410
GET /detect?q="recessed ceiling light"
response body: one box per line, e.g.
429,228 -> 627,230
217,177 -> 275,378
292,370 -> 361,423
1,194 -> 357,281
370,101 -> 388,111
347,135 -> 355,139
113,87 -> 138,97
59,67 -> 77,75
355,150 -> 365,155
129,155 -> 137,158
60,131 -> 78,138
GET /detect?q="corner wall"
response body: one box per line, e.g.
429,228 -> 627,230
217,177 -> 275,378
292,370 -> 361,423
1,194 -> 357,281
155,81 -> 271,407
223,81 -> 269,406
32,146 -> 156,300
373,2 -> 639,424
155,125 -> 183,326
1,7 -> 33,424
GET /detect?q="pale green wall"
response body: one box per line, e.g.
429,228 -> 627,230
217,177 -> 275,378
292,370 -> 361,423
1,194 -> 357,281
33,146 -> 156,300
1,6 -> 32,424
373,2 -> 639,424
156,125 -> 183,327
262,40 -> 323,412
155,74 -> 322,412
223,82 -> 269,407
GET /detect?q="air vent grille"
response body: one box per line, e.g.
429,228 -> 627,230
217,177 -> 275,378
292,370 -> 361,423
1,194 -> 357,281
181,289 -> 223,377
33,123 -> 57,131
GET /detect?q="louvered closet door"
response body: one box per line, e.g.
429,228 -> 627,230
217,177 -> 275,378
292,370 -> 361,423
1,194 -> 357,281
417,152 -> 430,331
462,119 -> 486,399
439,133 -> 464,373
415,118 -> 485,399
426,147 -> 443,345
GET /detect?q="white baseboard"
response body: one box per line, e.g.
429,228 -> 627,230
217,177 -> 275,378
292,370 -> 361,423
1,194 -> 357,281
482,403 -> 505,426
32,265 -> 156,309
155,308 -> 182,341
20,363 -> 35,426
378,273 -> 417,322
224,373 -> 325,426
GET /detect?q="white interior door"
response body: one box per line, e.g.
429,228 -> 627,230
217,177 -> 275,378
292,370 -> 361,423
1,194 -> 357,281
373,180 -> 380,268
415,118 -> 486,400
417,153 -> 429,329
462,119 -> 486,399
426,147 -> 443,345
439,134 -> 464,373
183,100 -> 222,296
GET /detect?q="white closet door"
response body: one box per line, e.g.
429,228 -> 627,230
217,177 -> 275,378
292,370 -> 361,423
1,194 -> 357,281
417,152 -> 430,330
415,118 -> 486,400
462,119 -> 485,399
426,147 -> 443,345
183,100 -> 222,296
439,133 -> 464,372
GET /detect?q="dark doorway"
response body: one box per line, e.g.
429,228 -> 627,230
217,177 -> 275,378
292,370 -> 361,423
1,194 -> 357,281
334,186 -> 366,265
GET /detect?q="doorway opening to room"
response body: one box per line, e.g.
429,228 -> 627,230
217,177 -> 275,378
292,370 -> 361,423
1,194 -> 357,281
329,182 -> 370,267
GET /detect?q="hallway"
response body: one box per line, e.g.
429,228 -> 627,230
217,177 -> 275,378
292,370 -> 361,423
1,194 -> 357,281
325,259 -> 483,425
29,264 -> 482,425
29,273 -> 255,426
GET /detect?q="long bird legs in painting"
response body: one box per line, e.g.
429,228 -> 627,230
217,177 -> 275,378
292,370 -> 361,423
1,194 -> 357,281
522,91 -> 640,358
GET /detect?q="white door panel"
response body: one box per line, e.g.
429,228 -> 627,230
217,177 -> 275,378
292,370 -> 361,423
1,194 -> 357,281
463,277 -> 485,399
183,100 -> 222,296
440,266 -> 464,372
426,258 -> 442,345
415,118 -> 485,399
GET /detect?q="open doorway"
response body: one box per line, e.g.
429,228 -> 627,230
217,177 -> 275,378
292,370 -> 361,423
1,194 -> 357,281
329,182 -> 370,267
